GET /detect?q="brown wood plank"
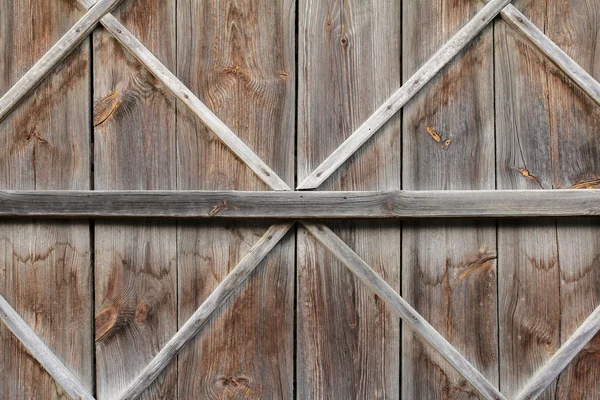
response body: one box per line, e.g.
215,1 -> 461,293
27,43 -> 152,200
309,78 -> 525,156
547,0 -> 600,397
496,1 -> 600,397
92,0 -> 177,397
402,1 -> 498,398
0,1 -> 93,397
297,0 -> 401,397
175,0 -> 296,398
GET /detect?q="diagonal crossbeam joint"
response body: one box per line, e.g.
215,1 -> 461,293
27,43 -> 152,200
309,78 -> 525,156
0,0 -> 125,123
296,0 -> 514,190
301,221 -> 507,400
0,295 -> 95,400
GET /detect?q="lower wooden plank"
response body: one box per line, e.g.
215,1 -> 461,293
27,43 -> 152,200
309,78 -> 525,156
0,1 -> 93,397
1,190 -> 600,219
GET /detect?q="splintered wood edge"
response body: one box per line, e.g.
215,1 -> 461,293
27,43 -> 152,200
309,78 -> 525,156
1,190 -> 599,219
296,0 -> 514,190
0,295 -> 95,400
0,0 -> 124,123
301,221 -> 507,400
117,223 -> 293,400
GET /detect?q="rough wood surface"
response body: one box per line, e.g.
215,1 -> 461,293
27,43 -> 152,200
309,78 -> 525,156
496,1 -> 600,398
402,1 -> 499,398
92,0 -> 177,397
175,0 -> 295,397
0,0 -> 93,397
297,0 -> 511,190
2,190 -> 600,219
297,0 -> 401,397
0,294 -> 94,400
303,222 -> 505,400
118,223 -> 293,400
0,0 -> 123,123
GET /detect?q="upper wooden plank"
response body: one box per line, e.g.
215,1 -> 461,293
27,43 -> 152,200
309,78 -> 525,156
0,0 -> 93,397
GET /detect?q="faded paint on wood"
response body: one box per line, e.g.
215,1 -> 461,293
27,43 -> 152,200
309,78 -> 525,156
297,0 -> 401,397
92,0 -> 177,398
176,0 -> 295,397
0,0 -> 93,397
496,1 -> 600,397
402,1 -> 498,398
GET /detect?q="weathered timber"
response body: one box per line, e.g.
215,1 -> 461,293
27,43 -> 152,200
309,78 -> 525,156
0,190 -> 600,219
0,0 -> 124,123
0,294 -> 94,400
92,0 -> 178,397
297,0 -> 512,189
297,0 -> 401,396
302,222 -> 505,400
175,0 -> 296,397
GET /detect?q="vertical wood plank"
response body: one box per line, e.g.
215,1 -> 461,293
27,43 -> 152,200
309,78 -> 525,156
0,1 -> 93,398
297,0 -> 401,397
402,1 -> 498,398
92,1 -> 177,398
496,1 -> 600,397
548,0 -> 600,397
176,0 -> 296,398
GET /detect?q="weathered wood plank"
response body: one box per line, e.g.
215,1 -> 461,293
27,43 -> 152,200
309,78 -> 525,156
0,294 -> 94,400
402,0 -> 498,398
118,223 -> 293,400
515,303 -> 600,400
92,0 -> 177,397
2,190 -> 600,219
0,0 -> 123,123
297,0 -> 401,397
303,222 -> 505,400
297,0 -> 512,190
496,1 -> 600,398
176,0 -> 295,397
0,0 -> 93,397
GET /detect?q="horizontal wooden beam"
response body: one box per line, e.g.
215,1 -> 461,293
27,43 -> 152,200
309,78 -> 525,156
0,189 -> 596,219
0,190 -> 599,219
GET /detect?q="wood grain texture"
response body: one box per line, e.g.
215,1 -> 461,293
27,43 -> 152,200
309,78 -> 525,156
402,0 -> 499,398
0,294 -> 93,400
0,0 -> 93,397
297,0 -> 511,190
3,190 -> 600,219
297,0 -> 401,397
496,1 -> 600,397
176,0 -> 296,397
92,0 -> 177,397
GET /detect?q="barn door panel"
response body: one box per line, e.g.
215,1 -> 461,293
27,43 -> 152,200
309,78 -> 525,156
297,0 -> 402,397
0,1 -> 93,397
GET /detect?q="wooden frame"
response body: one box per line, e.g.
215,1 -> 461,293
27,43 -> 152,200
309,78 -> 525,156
1,0 -> 600,399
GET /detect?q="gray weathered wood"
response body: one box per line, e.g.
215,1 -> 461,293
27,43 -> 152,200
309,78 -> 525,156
296,0 -> 512,190
117,223 -> 292,400
74,0 -> 289,191
515,303 -> 600,400
402,1 -> 498,397
302,222 -> 506,400
297,1 -> 401,396
92,0 -> 177,397
494,3 -> 600,107
0,0 -> 124,123
176,0 -> 296,397
0,294 -> 94,400
1,190 -> 600,219
0,0 -> 93,396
